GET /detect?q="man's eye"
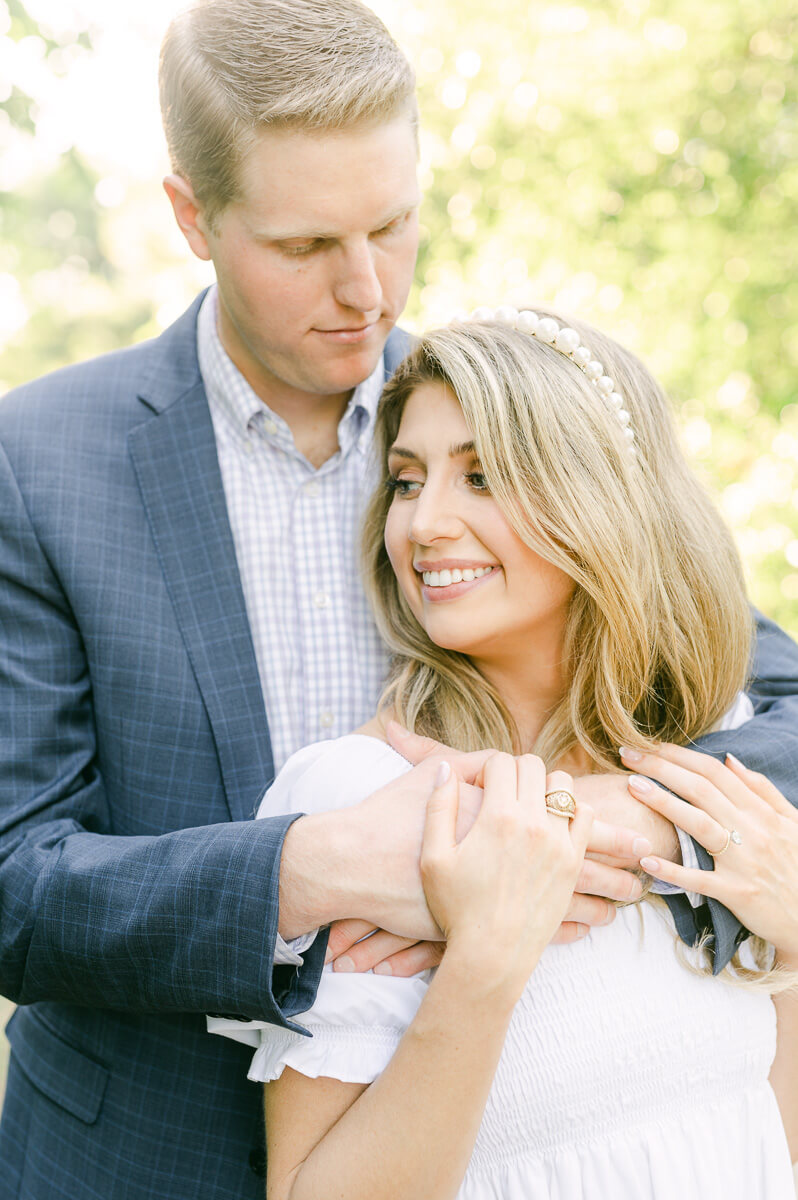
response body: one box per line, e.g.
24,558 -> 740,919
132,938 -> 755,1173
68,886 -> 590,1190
281,240 -> 322,256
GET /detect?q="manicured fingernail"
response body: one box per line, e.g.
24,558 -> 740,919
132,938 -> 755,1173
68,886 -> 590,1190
632,837 -> 652,857
601,909 -> 616,925
373,962 -> 392,976
726,752 -> 746,771
575,924 -> 589,938
436,761 -> 451,787
628,774 -> 651,793
639,856 -> 660,873
324,947 -> 333,964
619,746 -> 643,763
333,955 -> 355,973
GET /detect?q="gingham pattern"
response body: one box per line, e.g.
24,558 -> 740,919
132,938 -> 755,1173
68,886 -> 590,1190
197,287 -> 389,773
1,294 -> 797,1198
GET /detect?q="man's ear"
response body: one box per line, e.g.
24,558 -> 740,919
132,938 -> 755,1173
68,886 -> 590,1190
163,174 -> 213,261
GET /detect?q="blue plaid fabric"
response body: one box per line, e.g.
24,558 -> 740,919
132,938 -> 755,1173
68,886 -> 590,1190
0,294 -> 411,1198
0,292 -> 796,1197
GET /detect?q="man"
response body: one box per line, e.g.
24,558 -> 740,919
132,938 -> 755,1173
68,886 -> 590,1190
1,1 -> 797,1196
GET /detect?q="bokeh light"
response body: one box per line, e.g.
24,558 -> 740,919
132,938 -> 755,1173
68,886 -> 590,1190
1,0 -> 796,637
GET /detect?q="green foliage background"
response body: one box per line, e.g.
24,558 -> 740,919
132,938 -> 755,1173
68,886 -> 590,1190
1,0 -> 797,649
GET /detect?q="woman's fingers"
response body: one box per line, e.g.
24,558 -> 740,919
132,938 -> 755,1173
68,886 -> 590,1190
626,775 -> 730,856
421,761 -> 458,858
331,928 -> 418,973
637,854 -> 724,900
725,753 -> 796,819
619,745 -> 738,826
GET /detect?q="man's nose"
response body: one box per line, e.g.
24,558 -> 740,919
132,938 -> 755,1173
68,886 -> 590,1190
334,240 -> 383,315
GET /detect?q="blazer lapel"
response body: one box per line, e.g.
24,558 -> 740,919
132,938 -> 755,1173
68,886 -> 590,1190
129,300 -> 274,822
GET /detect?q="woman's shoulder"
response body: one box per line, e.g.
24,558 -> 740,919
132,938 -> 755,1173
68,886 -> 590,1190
257,733 -> 412,819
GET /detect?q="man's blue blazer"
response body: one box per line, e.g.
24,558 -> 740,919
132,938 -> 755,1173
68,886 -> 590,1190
0,293 -> 797,1198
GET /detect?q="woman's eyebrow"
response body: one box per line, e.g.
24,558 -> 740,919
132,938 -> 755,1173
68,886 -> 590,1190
388,441 -> 478,460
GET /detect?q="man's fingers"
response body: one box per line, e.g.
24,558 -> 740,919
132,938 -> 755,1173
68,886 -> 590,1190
564,892 -> 615,927
324,918 -> 377,964
372,940 -> 445,977
576,857 -> 642,903
550,921 -> 590,944
331,928 -> 418,973
386,720 -> 496,785
587,818 -> 651,865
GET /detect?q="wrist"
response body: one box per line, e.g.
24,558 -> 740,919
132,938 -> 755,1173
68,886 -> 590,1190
443,930 -> 541,1009
278,810 -> 359,938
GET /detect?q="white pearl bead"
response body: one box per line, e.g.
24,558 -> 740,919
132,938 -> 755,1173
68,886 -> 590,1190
624,427 -> 635,441
517,310 -> 540,332
495,305 -> 519,325
596,376 -> 614,394
471,306 -> 495,322
536,317 -> 559,343
451,309 -> 469,323
572,346 -> 591,367
608,391 -> 624,409
554,327 -> 581,354
617,409 -> 631,426
585,360 -> 603,380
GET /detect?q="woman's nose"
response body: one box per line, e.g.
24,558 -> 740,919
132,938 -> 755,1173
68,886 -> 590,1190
408,483 -> 465,545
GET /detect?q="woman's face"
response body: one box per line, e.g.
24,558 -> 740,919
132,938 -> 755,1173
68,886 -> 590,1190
383,381 -> 576,664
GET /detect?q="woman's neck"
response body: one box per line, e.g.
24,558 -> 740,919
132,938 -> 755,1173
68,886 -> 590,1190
471,625 -> 590,771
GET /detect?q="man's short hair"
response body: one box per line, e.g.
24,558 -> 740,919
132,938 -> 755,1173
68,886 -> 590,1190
159,0 -> 417,229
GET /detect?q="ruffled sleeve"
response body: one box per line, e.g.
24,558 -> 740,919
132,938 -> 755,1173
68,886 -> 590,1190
210,964 -> 432,1083
208,734 -> 424,1081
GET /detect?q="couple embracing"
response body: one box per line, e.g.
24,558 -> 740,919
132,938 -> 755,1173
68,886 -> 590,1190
0,2 -> 797,1198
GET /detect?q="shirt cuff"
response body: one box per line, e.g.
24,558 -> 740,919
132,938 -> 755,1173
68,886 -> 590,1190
647,827 -> 703,907
274,930 -> 319,966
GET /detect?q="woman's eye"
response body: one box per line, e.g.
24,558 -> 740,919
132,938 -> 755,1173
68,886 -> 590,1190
386,476 -> 422,498
467,472 -> 489,492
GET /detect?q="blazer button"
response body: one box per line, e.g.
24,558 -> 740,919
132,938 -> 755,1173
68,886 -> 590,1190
249,1147 -> 266,1177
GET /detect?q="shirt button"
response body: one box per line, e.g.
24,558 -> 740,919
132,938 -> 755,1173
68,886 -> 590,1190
264,419 -> 278,436
320,711 -> 334,729
305,481 -> 320,497
313,591 -> 329,609
243,439 -> 254,456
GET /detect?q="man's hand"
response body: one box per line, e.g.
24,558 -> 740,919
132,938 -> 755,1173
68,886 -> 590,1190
572,772 -> 681,867
277,745 -> 493,942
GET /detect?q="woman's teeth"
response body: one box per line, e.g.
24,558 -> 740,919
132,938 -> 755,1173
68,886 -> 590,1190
421,566 -> 494,587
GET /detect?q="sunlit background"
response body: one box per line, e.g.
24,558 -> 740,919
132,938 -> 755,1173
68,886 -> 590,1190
1,1 -> 798,1177
2,0 -> 797,635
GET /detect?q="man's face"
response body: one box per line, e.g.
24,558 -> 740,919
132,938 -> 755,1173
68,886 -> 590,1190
203,114 -> 420,404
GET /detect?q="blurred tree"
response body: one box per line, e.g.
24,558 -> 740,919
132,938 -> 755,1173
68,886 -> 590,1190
0,0 -> 796,634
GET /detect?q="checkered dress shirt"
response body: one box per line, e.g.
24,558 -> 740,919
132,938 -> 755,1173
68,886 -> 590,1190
197,286 -> 390,777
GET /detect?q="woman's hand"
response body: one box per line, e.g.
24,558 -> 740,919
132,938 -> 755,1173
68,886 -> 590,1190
420,753 -> 593,1000
621,743 -> 798,963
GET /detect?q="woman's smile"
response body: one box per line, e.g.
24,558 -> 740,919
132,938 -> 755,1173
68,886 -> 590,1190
384,380 -> 574,661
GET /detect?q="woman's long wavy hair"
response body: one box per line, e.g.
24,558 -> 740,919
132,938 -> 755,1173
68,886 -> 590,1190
361,311 -> 788,989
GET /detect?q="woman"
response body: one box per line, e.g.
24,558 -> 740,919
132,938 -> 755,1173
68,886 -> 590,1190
211,307 -> 797,1197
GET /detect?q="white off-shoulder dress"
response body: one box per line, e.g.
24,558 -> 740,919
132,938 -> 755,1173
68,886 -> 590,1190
210,729 -> 795,1199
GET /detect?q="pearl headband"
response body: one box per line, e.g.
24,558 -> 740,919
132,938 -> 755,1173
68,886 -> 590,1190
455,305 -> 637,457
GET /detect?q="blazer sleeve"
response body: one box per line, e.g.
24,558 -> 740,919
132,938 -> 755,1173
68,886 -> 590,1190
662,609 -> 798,973
0,437 -> 324,1028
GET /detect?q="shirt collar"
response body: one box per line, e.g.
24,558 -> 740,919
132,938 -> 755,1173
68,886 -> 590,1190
196,284 -> 383,457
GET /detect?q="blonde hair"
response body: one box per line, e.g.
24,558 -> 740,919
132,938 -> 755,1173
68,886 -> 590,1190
361,311 -> 787,988
159,0 -> 417,228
